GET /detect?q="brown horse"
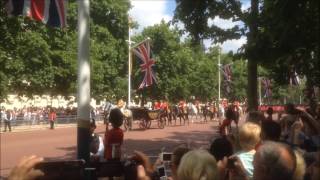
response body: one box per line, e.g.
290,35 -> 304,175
166,105 -> 188,125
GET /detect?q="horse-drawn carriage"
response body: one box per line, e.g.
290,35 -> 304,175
103,101 -> 190,131
122,107 -> 166,131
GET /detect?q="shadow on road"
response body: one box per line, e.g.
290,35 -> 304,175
47,123 -> 219,162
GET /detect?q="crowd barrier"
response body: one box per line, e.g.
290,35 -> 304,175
0,114 -> 104,130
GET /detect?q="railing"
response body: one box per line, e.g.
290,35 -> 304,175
0,114 -> 104,130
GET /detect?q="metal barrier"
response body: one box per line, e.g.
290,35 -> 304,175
0,114 -> 104,130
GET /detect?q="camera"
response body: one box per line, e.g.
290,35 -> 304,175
157,165 -> 167,180
161,152 -> 173,162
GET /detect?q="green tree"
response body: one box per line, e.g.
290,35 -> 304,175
174,0 -> 260,110
258,0 -> 319,111
0,0 -> 131,102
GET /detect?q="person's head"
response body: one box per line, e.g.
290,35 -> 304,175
261,120 -> 281,141
253,141 -> 297,180
266,107 -> 273,116
109,108 -> 123,128
177,150 -> 218,180
247,111 -> 266,124
239,122 -> 261,151
171,147 -> 190,179
209,137 -> 233,161
285,103 -> 300,115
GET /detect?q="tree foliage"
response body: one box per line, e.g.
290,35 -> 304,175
174,0 -> 319,108
2,0 -> 312,106
0,0 -> 131,102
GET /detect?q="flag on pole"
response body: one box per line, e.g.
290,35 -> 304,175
220,64 -> 232,93
132,40 -> 157,89
5,0 -> 67,28
221,64 -> 232,82
262,78 -> 272,98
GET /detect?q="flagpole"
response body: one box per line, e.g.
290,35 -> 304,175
258,77 -> 262,105
218,45 -> 221,108
77,0 -> 90,162
128,17 -> 132,107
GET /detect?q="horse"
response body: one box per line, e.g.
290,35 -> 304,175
167,105 -> 177,125
202,104 -> 215,123
103,101 -> 134,130
103,101 -> 116,124
167,105 -> 188,125
178,105 -> 189,125
187,103 -> 200,122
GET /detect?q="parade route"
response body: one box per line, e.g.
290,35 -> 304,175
0,119 -> 220,178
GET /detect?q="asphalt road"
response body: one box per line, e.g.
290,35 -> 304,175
0,118 -> 220,178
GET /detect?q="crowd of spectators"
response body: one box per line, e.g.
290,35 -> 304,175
5,103 -> 320,180
0,106 -> 105,131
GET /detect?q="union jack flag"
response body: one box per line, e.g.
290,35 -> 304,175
221,64 -> 232,82
220,64 -> 232,93
5,0 -> 67,28
262,78 -> 272,98
132,41 -> 157,89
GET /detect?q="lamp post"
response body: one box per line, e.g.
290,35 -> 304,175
258,77 -> 262,105
77,0 -> 90,162
128,17 -> 132,107
218,45 -> 221,116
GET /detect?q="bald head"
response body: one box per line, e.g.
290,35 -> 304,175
253,141 -> 296,180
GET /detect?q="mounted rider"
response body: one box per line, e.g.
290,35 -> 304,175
154,100 -> 161,110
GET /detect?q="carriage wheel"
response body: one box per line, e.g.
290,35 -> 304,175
158,118 -> 165,129
144,119 -> 152,129
138,119 -> 146,130
123,118 -> 129,131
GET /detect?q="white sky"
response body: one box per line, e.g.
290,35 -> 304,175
129,0 -> 250,53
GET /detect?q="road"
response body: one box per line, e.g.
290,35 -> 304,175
0,118 -> 220,178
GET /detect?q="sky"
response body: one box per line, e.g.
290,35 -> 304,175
129,0 -> 251,53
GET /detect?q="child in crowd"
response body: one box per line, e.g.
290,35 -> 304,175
177,150 -> 218,180
235,122 -> 261,179
170,146 -> 190,180
104,108 -> 124,160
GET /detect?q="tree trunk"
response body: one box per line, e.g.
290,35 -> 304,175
246,0 -> 259,111
247,60 -> 258,111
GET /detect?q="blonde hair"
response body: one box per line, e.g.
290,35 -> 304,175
239,122 -> 261,151
293,150 -> 306,180
177,150 -> 218,180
